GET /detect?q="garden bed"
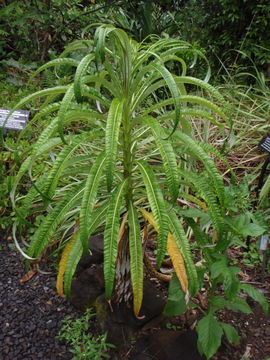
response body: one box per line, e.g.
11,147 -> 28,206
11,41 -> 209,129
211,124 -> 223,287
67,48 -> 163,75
1,233 -> 269,360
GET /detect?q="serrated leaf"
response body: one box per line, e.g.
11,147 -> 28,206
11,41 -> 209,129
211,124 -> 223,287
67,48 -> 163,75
220,322 -> 240,345
74,53 -> 95,102
28,182 -> 85,258
167,210 -> 198,296
57,85 -> 74,144
211,256 -> 227,279
151,63 -> 187,135
145,116 -> 179,201
225,297 -> 252,314
197,314 -> 223,359
56,228 -> 79,297
104,179 -> 127,300
240,283 -> 269,314
137,161 -> 168,267
29,58 -> 79,81
208,296 -> 227,313
80,152 -> 106,252
128,202 -> 143,317
167,233 -> 188,293
105,98 -> 124,191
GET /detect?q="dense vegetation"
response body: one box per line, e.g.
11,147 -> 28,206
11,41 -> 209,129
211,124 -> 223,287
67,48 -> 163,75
0,1 -> 269,359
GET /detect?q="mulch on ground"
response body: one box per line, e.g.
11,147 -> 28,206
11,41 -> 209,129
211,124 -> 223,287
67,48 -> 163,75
1,233 -> 270,360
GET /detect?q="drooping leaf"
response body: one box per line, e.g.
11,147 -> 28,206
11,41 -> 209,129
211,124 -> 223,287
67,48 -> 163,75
56,228 -> 79,297
80,152 -> 106,252
128,202 -> 143,317
137,160 -> 168,267
29,58 -> 79,81
74,53 -> 95,102
167,210 -> 199,296
151,63 -> 187,135
104,179 -> 127,300
145,116 -> 179,201
105,98 -> 124,191
167,233 -> 188,293
28,182 -> 85,258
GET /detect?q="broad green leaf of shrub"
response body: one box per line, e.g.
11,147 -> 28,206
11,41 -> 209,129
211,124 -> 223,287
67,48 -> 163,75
197,314 -> 223,360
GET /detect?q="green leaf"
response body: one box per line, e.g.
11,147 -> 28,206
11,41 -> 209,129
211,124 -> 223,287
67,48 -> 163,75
175,132 -> 224,205
240,283 -> 269,314
145,116 -> 179,201
104,179 -> 127,300
74,54 -> 95,102
225,297 -> 252,314
211,256 -> 227,279
220,322 -> 240,345
226,214 -> 266,237
57,85 -> 74,144
80,152 -> 106,252
164,274 -> 187,316
208,296 -> 227,313
128,202 -> 143,317
137,160 -> 168,267
43,134 -> 90,199
28,182 -> 85,257
197,314 -> 223,359
29,58 -> 79,81
151,63 -> 187,135
105,98 -> 124,191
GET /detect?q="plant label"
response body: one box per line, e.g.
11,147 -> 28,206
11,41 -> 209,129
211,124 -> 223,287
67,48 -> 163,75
259,134 -> 270,154
0,108 -> 29,130
259,234 -> 269,251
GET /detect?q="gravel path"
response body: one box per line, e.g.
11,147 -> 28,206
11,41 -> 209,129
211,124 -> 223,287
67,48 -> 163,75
0,238 -> 82,360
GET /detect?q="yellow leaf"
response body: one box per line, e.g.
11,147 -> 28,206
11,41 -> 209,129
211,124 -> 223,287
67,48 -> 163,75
140,208 -> 158,231
167,233 -> 188,293
140,208 -> 189,293
56,231 -> 78,297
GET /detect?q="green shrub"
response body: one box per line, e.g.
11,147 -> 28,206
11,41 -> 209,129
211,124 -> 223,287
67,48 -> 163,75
10,25 -> 268,359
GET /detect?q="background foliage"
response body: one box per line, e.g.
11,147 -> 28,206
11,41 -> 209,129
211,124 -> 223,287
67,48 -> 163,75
1,0 -> 269,78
